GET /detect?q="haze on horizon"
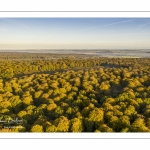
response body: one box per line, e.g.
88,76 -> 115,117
0,18 -> 150,50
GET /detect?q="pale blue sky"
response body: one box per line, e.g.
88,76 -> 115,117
0,18 -> 150,50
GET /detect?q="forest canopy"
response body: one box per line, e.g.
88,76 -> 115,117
0,52 -> 150,132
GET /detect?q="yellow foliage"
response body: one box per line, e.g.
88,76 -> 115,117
47,103 -> 57,111
31,124 -> 43,132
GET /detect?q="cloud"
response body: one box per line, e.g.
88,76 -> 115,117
80,19 -> 135,31
114,32 -> 150,36
0,18 -> 30,29
138,22 -> 150,29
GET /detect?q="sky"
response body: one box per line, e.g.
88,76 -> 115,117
0,18 -> 150,50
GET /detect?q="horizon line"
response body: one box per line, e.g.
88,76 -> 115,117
0,49 -> 150,50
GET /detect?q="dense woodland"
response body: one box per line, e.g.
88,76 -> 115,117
0,52 -> 150,132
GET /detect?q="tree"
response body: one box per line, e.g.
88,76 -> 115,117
98,124 -> 113,132
53,106 -> 64,118
108,116 -> 119,131
9,95 -> 22,112
118,115 -> 130,130
54,116 -> 70,132
84,108 -> 104,131
47,103 -> 57,111
22,95 -> 33,106
34,90 -> 43,99
124,105 -> 137,118
17,110 -> 28,119
131,118 -> 149,132
31,124 -> 44,132
70,118 -> 84,132
102,103 -> 113,111
46,125 -> 57,132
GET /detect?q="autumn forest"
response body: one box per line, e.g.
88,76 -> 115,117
0,52 -> 150,132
